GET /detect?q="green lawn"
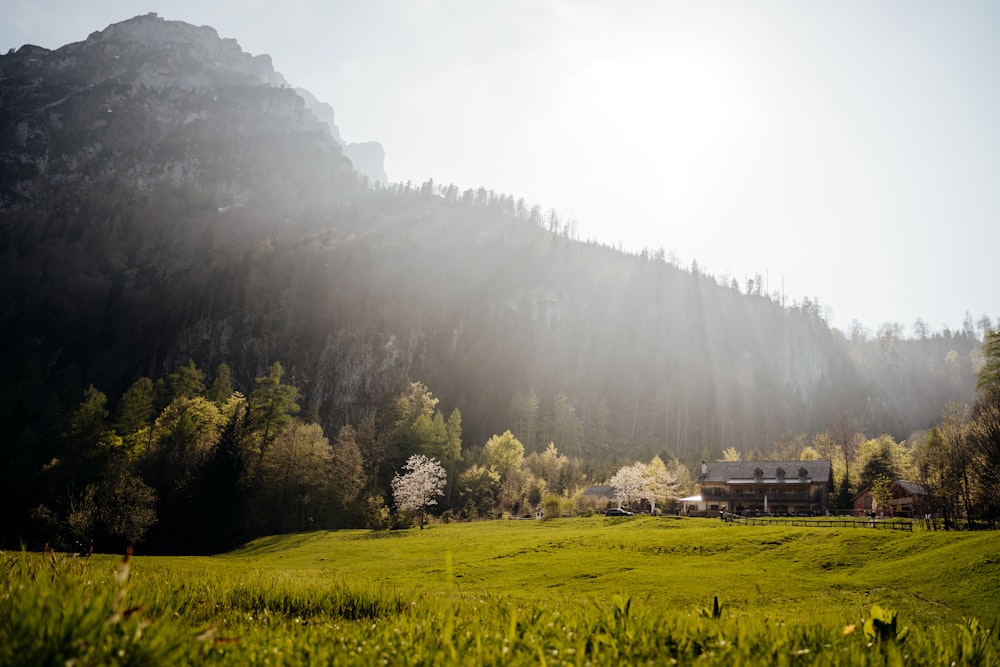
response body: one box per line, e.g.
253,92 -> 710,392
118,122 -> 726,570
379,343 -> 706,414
5,516 -> 1000,665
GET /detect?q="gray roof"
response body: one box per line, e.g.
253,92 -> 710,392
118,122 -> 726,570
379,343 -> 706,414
700,460 -> 833,485
892,480 -> 931,496
583,484 -> 616,499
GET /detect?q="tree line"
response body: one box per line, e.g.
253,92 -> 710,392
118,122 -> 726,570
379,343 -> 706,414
24,358 -> 699,552
21,326 -> 1000,554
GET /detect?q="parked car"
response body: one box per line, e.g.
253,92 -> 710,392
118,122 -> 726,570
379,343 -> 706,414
605,508 -> 634,516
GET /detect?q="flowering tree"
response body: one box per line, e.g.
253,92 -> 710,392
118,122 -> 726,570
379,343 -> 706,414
610,457 -> 680,514
609,463 -> 645,509
391,454 -> 447,529
643,456 -> 679,515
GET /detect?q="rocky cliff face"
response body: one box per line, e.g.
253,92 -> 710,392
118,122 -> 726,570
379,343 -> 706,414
295,85 -> 388,183
0,13 -> 386,211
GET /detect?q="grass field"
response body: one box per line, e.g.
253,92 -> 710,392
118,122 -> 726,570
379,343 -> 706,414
4,516 -> 999,665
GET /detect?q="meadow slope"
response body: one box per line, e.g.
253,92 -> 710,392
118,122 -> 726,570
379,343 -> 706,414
5,516 -> 999,665
163,516 -> 999,626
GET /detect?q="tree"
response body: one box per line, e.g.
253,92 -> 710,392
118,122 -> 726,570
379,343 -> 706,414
356,410 -> 394,490
207,363 -> 234,404
643,456 -> 679,515
330,425 -> 365,512
114,377 -> 156,436
144,395 -> 225,547
509,390 -> 539,449
970,402 -> 1000,525
170,358 -> 206,400
720,446 -> 742,462
548,393 -> 583,456
391,454 -> 446,529
67,385 -> 111,446
483,431 -> 526,480
856,434 -> 913,491
609,463 -> 645,510
249,362 -> 301,459
444,408 -> 464,468
482,430 -> 526,511
59,385 -> 121,484
195,396 -> 253,550
799,446 -> 822,461
254,421 -> 336,532
394,380 -> 438,428
978,329 -> 1000,393
933,405 -> 974,527
526,442 -> 571,494
457,464 -> 501,519
871,474 -> 892,516
827,414 -> 864,493
94,465 -> 158,547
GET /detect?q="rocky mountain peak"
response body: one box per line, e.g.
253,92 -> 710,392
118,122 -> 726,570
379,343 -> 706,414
0,13 -> 387,209
76,12 -> 289,91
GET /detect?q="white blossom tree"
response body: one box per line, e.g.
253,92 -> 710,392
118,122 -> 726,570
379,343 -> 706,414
643,456 -> 680,515
610,457 -> 680,514
391,454 -> 447,529
609,463 -> 646,509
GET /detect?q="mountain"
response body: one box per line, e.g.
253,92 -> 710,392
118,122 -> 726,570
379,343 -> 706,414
294,85 -> 387,183
0,13 -> 981,482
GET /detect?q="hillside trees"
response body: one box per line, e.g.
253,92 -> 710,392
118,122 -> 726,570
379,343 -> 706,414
912,330 -> 1000,527
967,330 -> 1000,524
976,329 -> 1000,392
29,360 -> 370,552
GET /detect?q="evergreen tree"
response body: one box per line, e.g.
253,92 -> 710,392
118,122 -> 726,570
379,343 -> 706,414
207,363 -> 234,404
114,377 -> 156,436
330,425 -> 365,513
170,359 -> 206,400
249,362 -> 301,458
978,329 -> 1000,393
195,397 -> 252,550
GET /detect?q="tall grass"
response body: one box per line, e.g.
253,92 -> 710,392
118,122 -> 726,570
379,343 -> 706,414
0,549 -> 187,666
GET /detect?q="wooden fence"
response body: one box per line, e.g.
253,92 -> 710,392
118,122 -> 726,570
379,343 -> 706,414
720,512 -> 913,531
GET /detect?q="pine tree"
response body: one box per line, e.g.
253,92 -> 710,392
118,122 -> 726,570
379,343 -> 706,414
207,363 -> 234,403
170,359 -> 206,400
249,362 -> 301,458
978,329 -> 1000,393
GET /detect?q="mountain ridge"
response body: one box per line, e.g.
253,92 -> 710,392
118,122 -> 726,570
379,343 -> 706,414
0,14 -> 980,468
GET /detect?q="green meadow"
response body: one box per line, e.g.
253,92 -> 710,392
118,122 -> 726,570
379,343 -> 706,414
4,516 -> 1000,665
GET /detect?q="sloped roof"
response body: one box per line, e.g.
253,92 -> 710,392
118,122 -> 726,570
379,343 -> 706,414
853,479 -> 931,501
700,460 -> 833,485
891,480 -> 931,496
583,484 -> 616,499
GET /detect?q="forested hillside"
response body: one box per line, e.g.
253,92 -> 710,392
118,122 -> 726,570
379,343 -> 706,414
0,15 -> 986,548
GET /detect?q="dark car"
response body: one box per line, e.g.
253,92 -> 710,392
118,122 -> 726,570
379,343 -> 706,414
605,508 -> 634,516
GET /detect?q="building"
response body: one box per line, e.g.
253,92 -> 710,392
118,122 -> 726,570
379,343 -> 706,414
852,480 -> 931,517
693,460 -> 834,516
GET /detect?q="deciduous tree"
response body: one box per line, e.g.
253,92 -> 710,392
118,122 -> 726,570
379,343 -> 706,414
609,463 -> 645,510
391,454 -> 446,529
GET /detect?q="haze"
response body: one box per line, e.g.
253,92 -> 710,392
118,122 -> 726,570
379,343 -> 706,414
4,0 -> 998,335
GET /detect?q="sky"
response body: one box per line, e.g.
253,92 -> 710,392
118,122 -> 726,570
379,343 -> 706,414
3,1 -> 999,336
